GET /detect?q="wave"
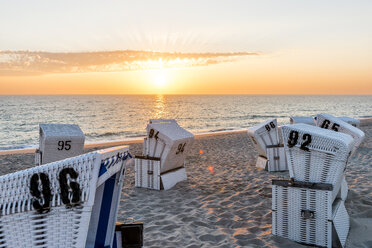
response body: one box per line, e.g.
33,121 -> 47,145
85,131 -> 146,139
0,144 -> 37,151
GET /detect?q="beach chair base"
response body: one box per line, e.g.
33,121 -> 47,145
255,156 -> 268,169
272,179 -> 349,248
266,145 -> 288,172
114,222 -> 143,248
135,157 -> 187,190
161,167 -> 187,190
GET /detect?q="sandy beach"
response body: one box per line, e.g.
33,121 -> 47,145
0,125 -> 371,248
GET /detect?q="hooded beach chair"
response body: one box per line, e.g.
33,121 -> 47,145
281,123 -> 354,201
247,119 -> 286,171
143,119 -> 178,155
0,145 -> 131,248
273,124 -> 354,247
135,121 -> 194,190
316,113 -> 365,155
35,124 -> 85,165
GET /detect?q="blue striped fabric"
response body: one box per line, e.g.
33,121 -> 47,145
99,152 -> 132,177
87,151 -> 132,247
94,174 -> 116,247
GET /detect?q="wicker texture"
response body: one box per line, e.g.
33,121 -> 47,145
247,119 -> 280,158
316,113 -> 365,155
0,146 -> 131,248
281,124 -> 354,196
272,181 -> 349,248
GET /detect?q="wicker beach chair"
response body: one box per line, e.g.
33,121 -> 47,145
0,145 -> 131,248
248,119 -> 286,171
316,113 -> 365,155
272,179 -> 349,248
35,124 -> 85,165
281,124 -> 354,201
144,119 -> 178,155
135,122 -> 194,190
289,116 -> 315,125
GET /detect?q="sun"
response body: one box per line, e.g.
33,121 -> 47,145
154,73 -> 166,87
153,70 -> 168,88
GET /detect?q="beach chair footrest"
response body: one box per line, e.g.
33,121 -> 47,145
135,157 -> 187,190
114,222 -> 143,248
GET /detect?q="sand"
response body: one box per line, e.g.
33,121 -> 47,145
0,126 -> 371,247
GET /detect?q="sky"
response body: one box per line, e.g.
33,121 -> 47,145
0,0 -> 371,94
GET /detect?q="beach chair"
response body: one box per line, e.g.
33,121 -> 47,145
247,119 -> 286,171
35,124 -> 85,165
281,124 -> 354,201
143,119 -> 178,155
316,113 -> 365,155
289,116 -> 315,125
272,179 -> 349,248
338,117 -> 360,128
135,121 -> 194,190
0,145 -> 131,248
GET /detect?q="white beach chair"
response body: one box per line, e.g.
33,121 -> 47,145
0,145 -> 131,248
143,119 -> 178,155
247,119 -> 282,170
272,179 -> 349,248
281,124 -> 354,201
338,117 -> 360,128
316,113 -> 365,155
135,122 -> 194,190
35,124 -> 85,165
289,116 -> 315,126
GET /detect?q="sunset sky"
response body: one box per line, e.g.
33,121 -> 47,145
0,0 -> 371,94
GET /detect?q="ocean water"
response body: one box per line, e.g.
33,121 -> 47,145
0,95 -> 371,150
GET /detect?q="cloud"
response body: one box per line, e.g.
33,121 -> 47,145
0,50 -> 259,76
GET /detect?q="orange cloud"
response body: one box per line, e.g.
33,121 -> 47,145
0,50 -> 259,76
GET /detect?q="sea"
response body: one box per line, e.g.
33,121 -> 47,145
0,95 -> 371,150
